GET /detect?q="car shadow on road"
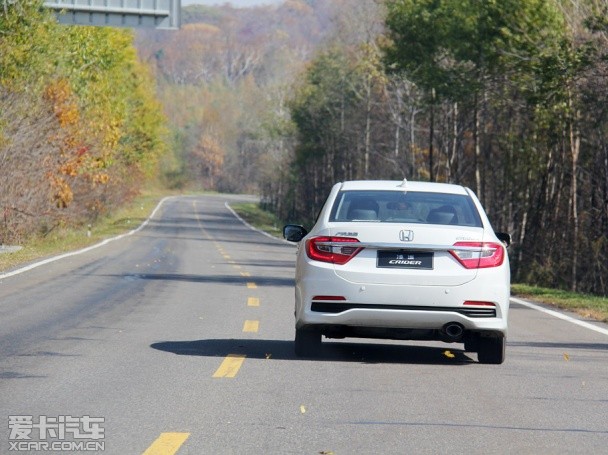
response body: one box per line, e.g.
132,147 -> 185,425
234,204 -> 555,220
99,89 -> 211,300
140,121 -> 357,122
150,338 -> 475,365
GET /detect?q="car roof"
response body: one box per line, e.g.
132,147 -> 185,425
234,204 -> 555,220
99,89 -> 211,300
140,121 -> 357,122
338,180 -> 469,195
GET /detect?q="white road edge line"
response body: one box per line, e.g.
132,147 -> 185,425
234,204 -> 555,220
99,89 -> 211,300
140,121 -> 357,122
511,296 -> 608,337
0,196 -> 174,280
224,202 -> 293,245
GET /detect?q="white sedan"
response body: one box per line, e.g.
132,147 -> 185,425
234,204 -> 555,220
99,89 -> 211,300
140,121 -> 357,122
283,180 -> 511,364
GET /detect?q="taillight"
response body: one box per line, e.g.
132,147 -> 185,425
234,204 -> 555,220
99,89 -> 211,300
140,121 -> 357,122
449,242 -> 505,269
306,236 -> 362,265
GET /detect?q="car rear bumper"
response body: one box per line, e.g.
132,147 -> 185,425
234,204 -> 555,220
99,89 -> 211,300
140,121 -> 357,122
295,265 -> 509,335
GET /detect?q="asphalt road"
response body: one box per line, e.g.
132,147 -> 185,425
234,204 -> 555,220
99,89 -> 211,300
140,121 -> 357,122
1,194 -> 607,455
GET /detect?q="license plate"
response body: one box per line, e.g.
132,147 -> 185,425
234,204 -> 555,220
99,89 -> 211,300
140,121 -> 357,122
377,250 -> 434,269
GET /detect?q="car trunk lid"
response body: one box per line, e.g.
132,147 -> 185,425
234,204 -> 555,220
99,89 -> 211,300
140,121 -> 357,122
328,223 -> 485,286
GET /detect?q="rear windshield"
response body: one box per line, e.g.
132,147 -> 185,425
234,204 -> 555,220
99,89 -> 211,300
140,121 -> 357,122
329,190 -> 482,227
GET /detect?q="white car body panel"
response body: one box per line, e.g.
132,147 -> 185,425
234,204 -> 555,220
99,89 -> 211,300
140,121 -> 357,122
288,180 -> 511,363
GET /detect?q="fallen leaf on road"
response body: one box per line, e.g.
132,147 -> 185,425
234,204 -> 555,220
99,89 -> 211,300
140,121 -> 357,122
563,353 -> 570,361
443,350 -> 455,359
300,405 -> 306,414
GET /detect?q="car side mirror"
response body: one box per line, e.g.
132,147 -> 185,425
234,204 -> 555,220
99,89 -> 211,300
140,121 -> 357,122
495,232 -> 511,247
283,224 -> 308,242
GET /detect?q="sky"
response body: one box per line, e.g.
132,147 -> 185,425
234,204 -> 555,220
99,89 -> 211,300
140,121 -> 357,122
182,0 -> 285,7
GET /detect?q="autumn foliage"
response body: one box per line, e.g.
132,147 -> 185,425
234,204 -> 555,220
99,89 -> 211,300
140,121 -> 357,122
137,0 -> 608,296
0,0 -> 168,243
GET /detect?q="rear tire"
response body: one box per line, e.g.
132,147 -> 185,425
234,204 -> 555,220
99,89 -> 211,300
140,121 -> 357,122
477,336 -> 506,364
463,332 -> 479,352
294,328 -> 321,357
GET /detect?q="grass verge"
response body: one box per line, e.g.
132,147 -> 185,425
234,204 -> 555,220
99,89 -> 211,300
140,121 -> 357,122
0,189 -> 168,273
230,202 -> 284,238
511,284 -> 608,323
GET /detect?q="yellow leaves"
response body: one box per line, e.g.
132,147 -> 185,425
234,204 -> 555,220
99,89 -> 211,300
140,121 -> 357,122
44,79 -> 112,197
299,405 -> 306,414
192,134 -> 225,187
100,118 -> 122,151
443,350 -> 456,359
49,175 -> 73,209
93,173 -> 110,185
49,159 -> 109,210
44,79 -> 80,127
59,161 -> 80,177
196,135 -> 225,169
563,352 -> 570,361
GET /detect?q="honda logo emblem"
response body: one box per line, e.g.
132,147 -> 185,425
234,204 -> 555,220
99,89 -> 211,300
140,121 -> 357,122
399,230 -> 414,242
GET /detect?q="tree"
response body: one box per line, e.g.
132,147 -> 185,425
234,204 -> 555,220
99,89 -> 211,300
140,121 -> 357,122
0,0 -> 169,243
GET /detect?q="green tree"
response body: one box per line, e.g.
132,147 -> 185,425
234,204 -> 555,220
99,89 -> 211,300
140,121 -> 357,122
288,49 -> 361,219
384,0 -> 566,190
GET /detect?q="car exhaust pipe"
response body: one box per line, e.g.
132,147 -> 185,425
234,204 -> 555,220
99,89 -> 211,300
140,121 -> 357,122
441,322 -> 464,342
